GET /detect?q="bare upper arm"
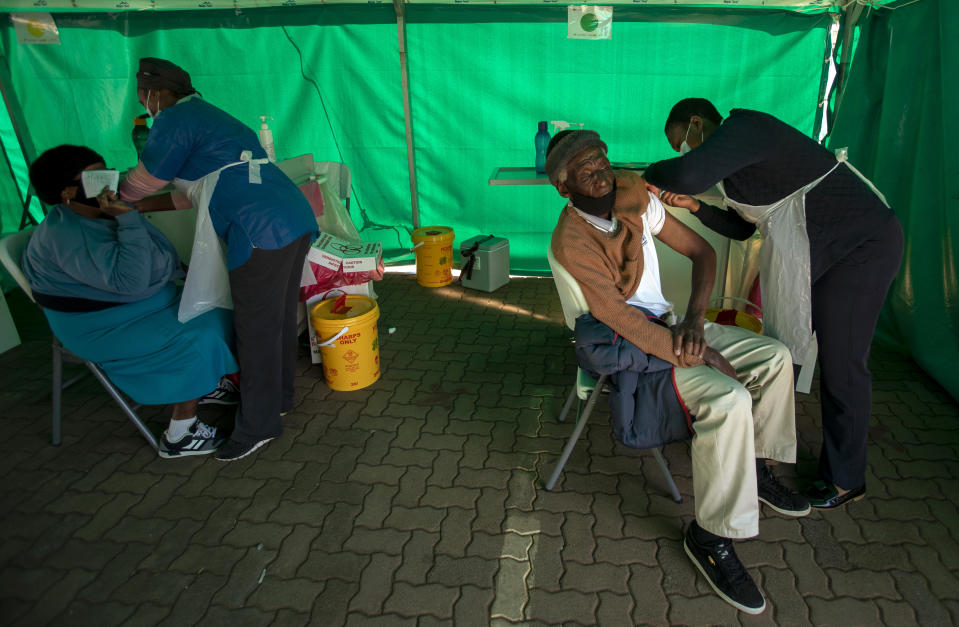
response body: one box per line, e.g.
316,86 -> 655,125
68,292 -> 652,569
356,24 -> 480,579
654,210 -> 715,261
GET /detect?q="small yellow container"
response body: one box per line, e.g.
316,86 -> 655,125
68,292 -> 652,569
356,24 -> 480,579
310,295 -> 381,391
705,297 -> 763,334
411,226 -> 455,287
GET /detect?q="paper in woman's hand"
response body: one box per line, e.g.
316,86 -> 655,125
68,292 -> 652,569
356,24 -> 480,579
81,169 -> 119,198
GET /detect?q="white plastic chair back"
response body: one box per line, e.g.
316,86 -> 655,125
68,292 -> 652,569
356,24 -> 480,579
0,229 -> 36,303
314,161 -> 352,209
546,245 -> 589,331
544,241 -> 683,502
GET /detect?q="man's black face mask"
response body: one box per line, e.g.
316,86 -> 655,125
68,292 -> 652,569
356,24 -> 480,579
571,177 -> 617,217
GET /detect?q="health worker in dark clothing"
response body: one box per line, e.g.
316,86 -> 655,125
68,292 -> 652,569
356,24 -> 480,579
643,98 -> 903,510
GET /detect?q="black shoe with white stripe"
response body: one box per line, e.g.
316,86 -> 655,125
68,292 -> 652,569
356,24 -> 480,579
159,420 -> 226,458
198,377 -> 239,406
684,521 -> 766,615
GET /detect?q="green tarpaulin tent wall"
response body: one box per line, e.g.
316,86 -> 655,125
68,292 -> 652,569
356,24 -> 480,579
827,0 -> 958,400
1,0 -> 955,400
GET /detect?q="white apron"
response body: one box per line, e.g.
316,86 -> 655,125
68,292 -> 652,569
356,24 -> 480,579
175,150 -> 270,323
717,150 -> 888,393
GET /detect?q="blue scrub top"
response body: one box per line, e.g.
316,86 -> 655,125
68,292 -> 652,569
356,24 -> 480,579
141,96 -> 318,270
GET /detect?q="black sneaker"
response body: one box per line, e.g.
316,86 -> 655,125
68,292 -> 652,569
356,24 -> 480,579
198,377 -> 240,406
159,420 -> 226,458
684,522 -> 766,615
214,437 -> 274,462
757,462 -> 811,517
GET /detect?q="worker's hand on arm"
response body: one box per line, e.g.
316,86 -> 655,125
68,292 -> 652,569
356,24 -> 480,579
96,188 -> 133,217
645,182 -> 700,213
672,315 -> 707,360
703,346 -> 737,380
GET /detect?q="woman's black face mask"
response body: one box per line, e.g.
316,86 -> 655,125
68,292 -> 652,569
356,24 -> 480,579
570,178 -> 617,217
67,177 -> 98,206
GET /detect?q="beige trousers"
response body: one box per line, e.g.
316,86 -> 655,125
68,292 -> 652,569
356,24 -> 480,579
673,322 -> 797,539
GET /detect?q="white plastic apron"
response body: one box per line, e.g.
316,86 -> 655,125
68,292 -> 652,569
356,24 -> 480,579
175,150 -> 270,323
717,150 -> 888,394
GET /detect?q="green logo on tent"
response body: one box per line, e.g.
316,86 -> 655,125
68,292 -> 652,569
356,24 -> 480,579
580,13 -> 599,32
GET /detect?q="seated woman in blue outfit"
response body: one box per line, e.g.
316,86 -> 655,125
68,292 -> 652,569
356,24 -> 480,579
21,144 -> 239,459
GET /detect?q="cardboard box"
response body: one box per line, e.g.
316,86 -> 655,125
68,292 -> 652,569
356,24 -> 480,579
308,233 -> 382,273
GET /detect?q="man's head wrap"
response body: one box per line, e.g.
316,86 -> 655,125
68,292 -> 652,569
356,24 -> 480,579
136,57 -> 196,95
544,130 -> 608,185
29,145 -> 105,205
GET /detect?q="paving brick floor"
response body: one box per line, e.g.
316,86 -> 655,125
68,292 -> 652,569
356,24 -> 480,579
1,273 -> 957,626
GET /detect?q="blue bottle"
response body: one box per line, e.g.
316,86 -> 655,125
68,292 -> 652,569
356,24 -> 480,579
535,121 -> 550,174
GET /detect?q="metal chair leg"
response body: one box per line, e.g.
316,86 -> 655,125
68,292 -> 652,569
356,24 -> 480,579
557,384 -> 577,424
51,340 -> 63,446
546,374 -> 607,491
652,447 -> 683,503
85,362 -> 158,450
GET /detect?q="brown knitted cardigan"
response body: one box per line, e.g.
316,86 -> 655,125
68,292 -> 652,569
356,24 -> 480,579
550,171 -> 704,369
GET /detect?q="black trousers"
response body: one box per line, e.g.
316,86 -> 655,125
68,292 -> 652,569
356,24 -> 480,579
812,216 -> 904,489
228,234 -> 311,444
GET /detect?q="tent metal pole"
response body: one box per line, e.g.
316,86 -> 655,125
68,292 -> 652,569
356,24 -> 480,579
395,0 -> 420,230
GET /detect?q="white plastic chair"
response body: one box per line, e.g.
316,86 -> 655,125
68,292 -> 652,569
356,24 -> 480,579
0,229 -> 158,449
314,161 -> 352,211
545,246 -> 681,502
275,155 -> 351,211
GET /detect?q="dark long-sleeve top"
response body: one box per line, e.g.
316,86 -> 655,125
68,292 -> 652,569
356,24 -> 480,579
644,109 -> 895,282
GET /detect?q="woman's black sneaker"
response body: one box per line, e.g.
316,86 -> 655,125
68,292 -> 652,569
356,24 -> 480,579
683,521 -> 766,615
198,377 -> 240,406
214,437 -> 273,462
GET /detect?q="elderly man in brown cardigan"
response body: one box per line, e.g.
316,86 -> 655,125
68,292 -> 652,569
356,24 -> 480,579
546,130 -> 809,615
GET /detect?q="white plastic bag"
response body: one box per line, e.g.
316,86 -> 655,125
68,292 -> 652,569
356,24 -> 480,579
316,177 -> 361,243
307,175 -> 376,300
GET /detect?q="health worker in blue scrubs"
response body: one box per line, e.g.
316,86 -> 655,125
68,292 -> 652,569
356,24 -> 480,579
119,57 -> 318,462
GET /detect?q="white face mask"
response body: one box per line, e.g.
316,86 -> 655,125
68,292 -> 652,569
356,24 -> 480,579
145,90 -> 159,119
679,122 -> 703,155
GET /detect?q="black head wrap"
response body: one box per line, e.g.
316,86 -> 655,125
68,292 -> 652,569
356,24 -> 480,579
136,57 -> 196,95
29,145 -> 104,205
544,130 -> 608,185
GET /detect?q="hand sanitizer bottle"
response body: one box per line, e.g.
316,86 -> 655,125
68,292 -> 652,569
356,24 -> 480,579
258,116 -> 276,162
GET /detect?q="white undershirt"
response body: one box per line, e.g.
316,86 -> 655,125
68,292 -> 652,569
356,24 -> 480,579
571,192 -> 673,316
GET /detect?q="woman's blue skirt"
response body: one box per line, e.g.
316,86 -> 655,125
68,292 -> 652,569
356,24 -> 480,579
44,284 -> 238,405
